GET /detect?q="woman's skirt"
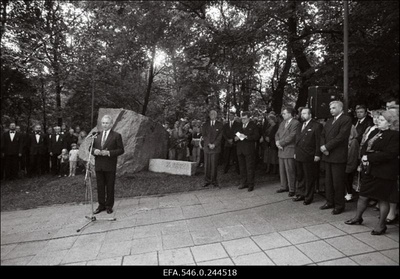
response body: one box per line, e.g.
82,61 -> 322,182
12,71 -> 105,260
360,174 -> 399,203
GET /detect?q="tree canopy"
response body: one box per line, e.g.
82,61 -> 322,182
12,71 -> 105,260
1,0 -> 398,132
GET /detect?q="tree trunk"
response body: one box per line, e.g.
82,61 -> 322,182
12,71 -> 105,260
288,0 -> 315,110
40,78 -> 47,131
142,45 -> 156,116
271,43 -> 293,113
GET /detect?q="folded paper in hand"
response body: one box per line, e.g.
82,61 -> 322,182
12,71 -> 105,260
236,132 -> 246,141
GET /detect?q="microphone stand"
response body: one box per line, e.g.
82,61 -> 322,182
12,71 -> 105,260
77,132 -> 116,232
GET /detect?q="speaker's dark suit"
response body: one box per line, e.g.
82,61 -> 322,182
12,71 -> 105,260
202,120 -> 224,186
48,133 -> 67,175
1,131 -> 23,179
222,120 -> 241,173
92,130 -> 124,210
28,132 -> 48,176
294,120 -> 323,203
235,120 -> 260,189
321,113 -> 352,211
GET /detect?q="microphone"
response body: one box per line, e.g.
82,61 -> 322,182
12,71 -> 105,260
86,131 -> 100,139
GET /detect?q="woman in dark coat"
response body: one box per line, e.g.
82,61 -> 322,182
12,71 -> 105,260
345,110 -> 399,235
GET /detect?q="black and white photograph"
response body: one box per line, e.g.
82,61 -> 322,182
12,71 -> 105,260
1,0 -> 398,271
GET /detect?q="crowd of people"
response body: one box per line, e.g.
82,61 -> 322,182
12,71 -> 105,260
0,124 -> 88,180
163,98 -> 399,235
2,98 -> 398,235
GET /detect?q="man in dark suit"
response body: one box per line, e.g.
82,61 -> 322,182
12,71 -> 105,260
320,100 -> 352,215
354,105 -> 373,144
235,111 -> 260,192
294,108 -> 323,205
275,107 -> 300,196
48,126 -> 67,175
28,124 -> 48,176
1,123 -> 23,180
202,110 -> 224,188
222,111 -> 240,174
92,115 -> 125,214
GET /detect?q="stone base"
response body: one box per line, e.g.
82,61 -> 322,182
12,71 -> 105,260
149,159 -> 197,176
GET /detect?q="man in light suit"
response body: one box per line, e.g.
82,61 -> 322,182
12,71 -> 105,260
235,111 -> 260,192
1,123 -> 23,180
202,110 -> 224,188
320,100 -> 352,215
294,108 -> 323,205
92,115 -> 125,214
275,107 -> 300,196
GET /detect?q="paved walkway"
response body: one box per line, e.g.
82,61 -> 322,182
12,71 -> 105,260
1,180 -> 399,266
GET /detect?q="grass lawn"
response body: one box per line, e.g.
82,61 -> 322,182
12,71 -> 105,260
1,167 -> 280,212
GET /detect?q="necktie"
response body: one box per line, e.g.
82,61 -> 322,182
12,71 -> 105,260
356,120 -> 361,128
101,131 -> 107,147
302,122 -> 307,131
285,121 -> 289,128
332,117 -> 337,124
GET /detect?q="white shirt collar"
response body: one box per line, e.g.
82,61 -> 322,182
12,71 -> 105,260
335,112 -> 343,120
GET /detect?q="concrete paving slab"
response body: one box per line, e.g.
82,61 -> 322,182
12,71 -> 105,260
221,237 -> 261,257
122,251 -> 159,265
251,232 -> 291,251
190,243 -> 228,262
325,235 -> 375,256
231,251 -> 275,265
158,247 -> 195,265
350,252 -> 398,265
279,228 -> 320,245
264,246 -> 313,265
296,240 -> 345,262
1,179 -> 399,266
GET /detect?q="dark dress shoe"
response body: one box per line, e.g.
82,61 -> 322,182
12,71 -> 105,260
303,200 -> 312,205
276,188 -> 289,193
319,203 -> 334,210
247,187 -> 254,192
202,183 -> 210,188
371,226 -> 387,235
344,217 -> 363,225
288,192 -> 295,197
106,208 -> 113,214
238,185 -> 248,189
331,208 -> 344,215
293,196 -> 305,202
94,207 -> 105,214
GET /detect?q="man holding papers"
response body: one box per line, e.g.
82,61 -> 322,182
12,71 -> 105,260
235,111 -> 260,192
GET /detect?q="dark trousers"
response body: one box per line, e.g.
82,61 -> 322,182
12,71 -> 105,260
204,152 -> 219,185
324,162 -> 346,210
29,154 -> 46,176
223,145 -> 239,173
237,152 -> 255,188
4,155 -> 19,179
346,171 -> 355,195
50,154 -> 61,175
96,171 -> 116,209
296,160 -> 317,202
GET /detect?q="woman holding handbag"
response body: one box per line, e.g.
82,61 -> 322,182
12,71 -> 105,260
344,110 -> 399,235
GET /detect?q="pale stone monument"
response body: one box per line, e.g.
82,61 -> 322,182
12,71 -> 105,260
79,108 -> 169,175
149,159 -> 197,176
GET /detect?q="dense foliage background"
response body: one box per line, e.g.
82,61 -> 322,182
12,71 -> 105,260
1,0 -> 398,132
